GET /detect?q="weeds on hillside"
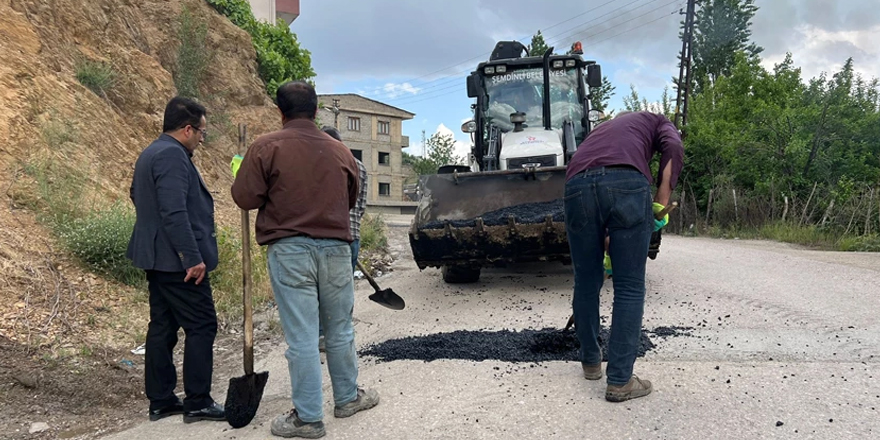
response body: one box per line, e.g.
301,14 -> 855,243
57,202 -> 144,286
74,58 -> 116,97
359,214 -> 388,252
206,0 -> 315,96
19,155 -> 273,323
39,116 -> 77,149
174,6 -> 212,98
210,225 -> 273,321
22,158 -> 144,287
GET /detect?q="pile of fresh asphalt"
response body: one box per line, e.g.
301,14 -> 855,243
421,199 -> 565,229
359,326 -> 693,363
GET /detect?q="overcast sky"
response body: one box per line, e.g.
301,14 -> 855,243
291,0 -> 880,157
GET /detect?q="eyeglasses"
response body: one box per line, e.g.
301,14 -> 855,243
189,125 -> 207,138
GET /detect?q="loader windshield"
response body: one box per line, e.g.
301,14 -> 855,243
484,67 -> 584,138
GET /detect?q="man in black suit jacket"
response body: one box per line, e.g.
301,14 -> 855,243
127,96 -> 225,423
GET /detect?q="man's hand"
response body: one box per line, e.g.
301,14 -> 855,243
653,202 -> 669,231
184,262 -> 206,285
230,154 -> 243,178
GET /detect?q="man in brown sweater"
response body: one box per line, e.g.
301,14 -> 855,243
231,81 -> 379,438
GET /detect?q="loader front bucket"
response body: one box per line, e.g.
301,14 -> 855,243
409,166 -> 572,269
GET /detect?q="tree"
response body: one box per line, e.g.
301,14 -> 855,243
410,132 -> 465,176
528,30 -> 550,56
691,0 -> 763,93
402,151 -> 419,166
590,76 -> 616,113
621,84 -> 672,117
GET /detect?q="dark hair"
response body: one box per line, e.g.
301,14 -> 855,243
277,81 -> 317,120
322,126 -> 342,141
162,96 -> 206,132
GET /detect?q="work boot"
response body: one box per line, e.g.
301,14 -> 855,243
582,363 -> 603,380
334,388 -> 379,418
271,409 -> 325,439
605,375 -> 652,402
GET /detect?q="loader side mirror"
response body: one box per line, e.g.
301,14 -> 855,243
587,64 -> 602,88
461,120 -> 476,133
466,74 -> 479,98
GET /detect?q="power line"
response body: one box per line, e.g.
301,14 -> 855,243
390,4 -> 685,107
391,1 -> 683,106
377,0 -> 656,102
546,0 -> 683,49
360,0 -> 625,96
383,0 -> 669,104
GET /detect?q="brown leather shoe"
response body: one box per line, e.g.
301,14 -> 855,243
582,363 -> 603,380
605,375 -> 652,402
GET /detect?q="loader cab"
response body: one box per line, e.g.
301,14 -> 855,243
463,41 -> 603,172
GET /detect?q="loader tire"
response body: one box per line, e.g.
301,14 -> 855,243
441,265 -> 481,284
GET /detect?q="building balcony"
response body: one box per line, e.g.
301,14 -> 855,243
276,0 -> 299,24
248,0 -> 299,24
401,135 -> 409,149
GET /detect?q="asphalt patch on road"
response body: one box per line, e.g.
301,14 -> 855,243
359,326 -> 693,363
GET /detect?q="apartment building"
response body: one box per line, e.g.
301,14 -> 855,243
248,0 -> 299,24
317,94 -> 418,215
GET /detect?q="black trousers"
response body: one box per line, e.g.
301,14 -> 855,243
144,270 -> 218,412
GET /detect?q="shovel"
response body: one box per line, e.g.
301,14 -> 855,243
225,125 -> 269,429
356,260 -> 405,310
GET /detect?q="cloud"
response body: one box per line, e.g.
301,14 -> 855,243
294,0 -> 686,89
374,82 -> 421,99
297,0 -> 880,118
760,23 -> 880,81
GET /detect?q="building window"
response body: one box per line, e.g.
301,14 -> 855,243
378,152 -> 390,165
378,121 -> 390,135
379,183 -> 391,196
351,149 -> 362,161
347,117 -> 361,131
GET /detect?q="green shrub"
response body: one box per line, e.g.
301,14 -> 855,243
359,214 -> 388,252
205,0 -> 315,96
174,6 -> 212,98
39,116 -> 78,149
75,59 -> 116,97
56,202 -> 144,286
210,225 -> 273,321
839,235 -> 880,252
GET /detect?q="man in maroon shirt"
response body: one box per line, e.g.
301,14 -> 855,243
563,111 -> 684,402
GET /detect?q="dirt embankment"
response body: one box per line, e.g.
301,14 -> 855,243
0,0 -> 291,437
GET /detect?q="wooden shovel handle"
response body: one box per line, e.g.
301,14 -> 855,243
654,201 -> 679,220
241,208 -> 254,376
238,123 -> 255,376
356,260 -> 382,293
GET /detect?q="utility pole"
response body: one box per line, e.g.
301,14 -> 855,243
331,98 -> 340,129
673,0 -> 696,134
421,129 -> 426,157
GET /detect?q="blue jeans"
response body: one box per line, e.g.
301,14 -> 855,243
564,167 -> 653,386
318,239 -> 359,339
350,239 -> 360,271
267,236 -> 359,422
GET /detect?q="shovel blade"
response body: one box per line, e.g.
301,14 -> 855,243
225,371 -> 269,428
369,288 -> 405,310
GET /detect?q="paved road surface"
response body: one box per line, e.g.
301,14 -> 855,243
102,219 -> 880,439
